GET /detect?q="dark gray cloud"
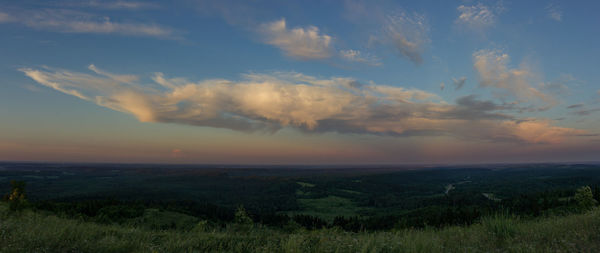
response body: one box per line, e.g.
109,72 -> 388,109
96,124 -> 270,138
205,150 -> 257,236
575,108 -> 600,116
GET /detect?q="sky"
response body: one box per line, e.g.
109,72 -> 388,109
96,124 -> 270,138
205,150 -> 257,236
1,0 -> 599,164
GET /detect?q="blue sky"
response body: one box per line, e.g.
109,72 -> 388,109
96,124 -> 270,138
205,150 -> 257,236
1,0 -> 599,164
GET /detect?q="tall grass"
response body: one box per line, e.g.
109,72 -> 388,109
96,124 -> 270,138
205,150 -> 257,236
1,204 -> 599,252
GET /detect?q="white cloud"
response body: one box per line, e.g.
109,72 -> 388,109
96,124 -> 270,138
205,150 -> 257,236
22,68 -> 91,100
473,49 -> 555,107
381,11 -> 429,64
339,49 -> 382,66
88,64 -> 139,83
545,3 -> 562,21
455,3 -> 501,32
3,9 -> 178,39
21,65 -> 585,144
259,18 -> 333,60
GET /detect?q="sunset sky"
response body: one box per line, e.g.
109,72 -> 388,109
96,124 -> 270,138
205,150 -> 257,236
1,0 -> 599,164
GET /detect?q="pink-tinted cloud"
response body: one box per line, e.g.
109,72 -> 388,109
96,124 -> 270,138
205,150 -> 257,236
22,65 -> 586,144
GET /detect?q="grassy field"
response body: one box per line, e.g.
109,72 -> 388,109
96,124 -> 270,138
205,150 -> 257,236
1,203 -> 599,252
285,195 -> 370,221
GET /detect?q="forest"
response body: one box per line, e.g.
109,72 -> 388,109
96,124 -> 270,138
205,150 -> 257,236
1,162 -> 599,232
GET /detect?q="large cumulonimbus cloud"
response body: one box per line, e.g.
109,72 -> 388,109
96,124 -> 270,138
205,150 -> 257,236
21,65 -> 585,144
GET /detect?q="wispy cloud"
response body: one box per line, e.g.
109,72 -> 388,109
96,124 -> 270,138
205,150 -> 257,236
343,2 -> 429,64
21,65 -> 585,144
473,49 -> 555,107
86,1 -> 159,10
452,76 -> 467,90
541,74 -> 577,96
259,18 -> 333,60
455,3 -> 503,32
88,64 -> 139,83
574,108 -> 600,116
0,11 -> 13,23
59,0 -> 160,10
545,3 -> 562,21
379,11 -> 429,65
339,49 -> 382,66
0,8 -> 179,39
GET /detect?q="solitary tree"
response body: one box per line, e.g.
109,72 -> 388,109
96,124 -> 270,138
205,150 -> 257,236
574,186 -> 597,212
234,205 -> 253,225
4,180 -> 27,212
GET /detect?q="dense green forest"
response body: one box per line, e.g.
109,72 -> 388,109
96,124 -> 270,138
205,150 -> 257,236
1,162 -> 600,251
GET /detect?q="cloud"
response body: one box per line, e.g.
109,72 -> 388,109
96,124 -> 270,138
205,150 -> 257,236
88,64 -> 139,83
1,8 -> 178,39
171,149 -> 183,158
58,0 -> 160,10
567,104 -> 583,109
452,76 -> 467,90
379,11 -> 429,64
473,49 -> 555,106
440,82 -> 445,91
259,18 -> 333,60
342,2 -> 429,65
0,11 -> 13,23
455,3 -> 502,32
448,95 -> 514,120
545,3 -> 562,21
574,108 -> 600,116
339,49 -> 382,66
541,74 -> 576,96
194,0 -> 265,27
21,65 -> 585,144
81,1 -> 159,10
495,120 -> 584,144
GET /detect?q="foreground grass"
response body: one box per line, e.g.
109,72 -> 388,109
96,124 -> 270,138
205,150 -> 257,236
1,205 -> 599,252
